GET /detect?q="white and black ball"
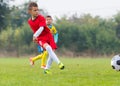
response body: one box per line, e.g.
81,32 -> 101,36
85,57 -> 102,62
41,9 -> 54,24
111,55 -> 120,71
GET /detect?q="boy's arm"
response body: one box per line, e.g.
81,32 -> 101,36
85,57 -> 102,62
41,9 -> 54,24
33,26 -> 44,42
33,15 -> 46,42
33,26 -> 44,38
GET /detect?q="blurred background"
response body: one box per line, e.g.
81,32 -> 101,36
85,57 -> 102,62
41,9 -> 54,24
1,0 -> 120,57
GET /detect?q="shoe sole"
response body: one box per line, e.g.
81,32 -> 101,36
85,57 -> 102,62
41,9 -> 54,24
60,66 -> 65,70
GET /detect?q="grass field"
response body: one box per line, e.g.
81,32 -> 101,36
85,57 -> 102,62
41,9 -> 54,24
0,57 -> 120,86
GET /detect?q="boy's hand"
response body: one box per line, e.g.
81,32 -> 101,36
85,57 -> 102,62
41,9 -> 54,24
33,36 -> 37,43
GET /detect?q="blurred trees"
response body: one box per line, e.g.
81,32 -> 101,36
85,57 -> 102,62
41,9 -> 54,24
0,0 -> 11,31
55,13 -> 120,56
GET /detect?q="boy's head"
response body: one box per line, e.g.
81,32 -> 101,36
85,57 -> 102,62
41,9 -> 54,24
28,2 -> 39,17
46,15 -> 53,25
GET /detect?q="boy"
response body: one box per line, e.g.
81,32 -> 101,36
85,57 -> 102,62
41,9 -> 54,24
28,2 -> 64,74
30,15 -> 59,69
46,15 -> 58,43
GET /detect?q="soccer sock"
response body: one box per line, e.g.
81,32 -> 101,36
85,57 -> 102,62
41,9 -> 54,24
41,51 -> 48,66
45,45 -> 60,64
45,56 -> 53,69
32,53 -> 43,62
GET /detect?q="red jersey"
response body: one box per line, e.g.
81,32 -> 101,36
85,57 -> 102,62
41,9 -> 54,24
28,14 -> 50,38
28,14 -> 57,49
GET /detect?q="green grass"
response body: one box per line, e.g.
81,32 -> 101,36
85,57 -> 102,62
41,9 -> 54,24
0,57 -> 120,86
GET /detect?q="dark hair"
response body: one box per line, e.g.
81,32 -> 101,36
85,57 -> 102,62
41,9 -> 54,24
46,15 -> 52,19
28,2 -> 38,10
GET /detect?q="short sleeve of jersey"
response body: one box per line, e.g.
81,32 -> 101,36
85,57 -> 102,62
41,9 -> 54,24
38,15 -> 46,27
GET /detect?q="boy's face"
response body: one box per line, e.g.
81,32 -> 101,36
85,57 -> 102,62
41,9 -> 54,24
29,7 -> 39,17
46,17 -> 52,25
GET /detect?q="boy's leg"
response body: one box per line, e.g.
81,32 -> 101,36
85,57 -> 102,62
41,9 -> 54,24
44,44 -> 64,70
32,54 -> 43,61
30,45 -> 44,66
45,56 -> 53,69
41,51 -> 48,68
44,56 -> 53,74
30,53 -> 43,66
45,45 -> 60,64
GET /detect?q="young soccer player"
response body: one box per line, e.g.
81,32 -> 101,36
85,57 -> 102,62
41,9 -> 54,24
28,2 -> 64,74
29,15 -> 58,69
46,15 -> 58,43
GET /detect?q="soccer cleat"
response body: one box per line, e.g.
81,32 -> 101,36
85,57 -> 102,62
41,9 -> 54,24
29,58 -> 34,66
44,69 -> 51,74
58,62 -> 65,70
41,65 -> 46,69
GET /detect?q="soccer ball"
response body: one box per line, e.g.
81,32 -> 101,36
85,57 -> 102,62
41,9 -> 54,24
111,55 -> 120,71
